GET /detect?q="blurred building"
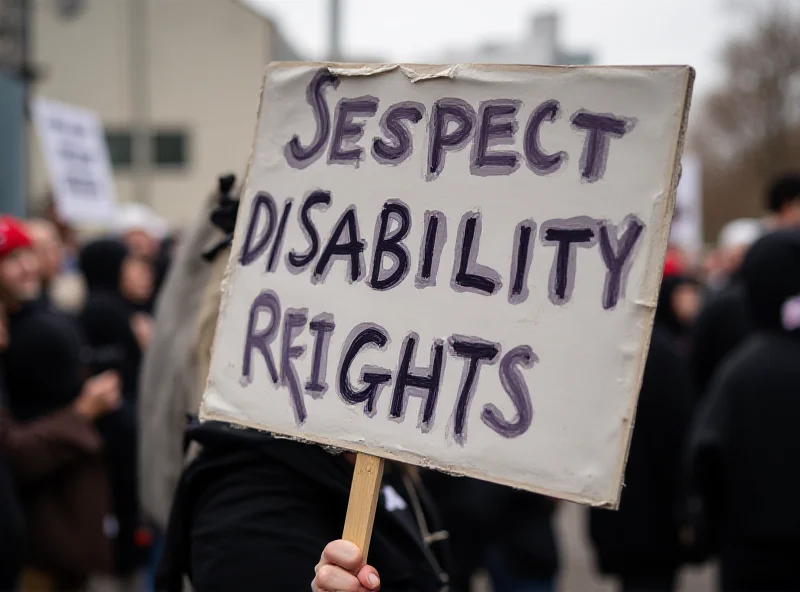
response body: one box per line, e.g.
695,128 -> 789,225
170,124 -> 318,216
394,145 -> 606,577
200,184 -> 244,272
444,12 -> 593,66
29,0 -> 299,225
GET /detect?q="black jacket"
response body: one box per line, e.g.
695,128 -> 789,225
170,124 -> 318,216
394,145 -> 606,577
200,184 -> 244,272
157,422 -> 450,592
688,230 -> 800,591
3,300 -> 87,422
589,324 -> 694,576
0,457 -> 24,589
78,239 -> 143,400
690,279 -> 750,399
423,472 -> 557,590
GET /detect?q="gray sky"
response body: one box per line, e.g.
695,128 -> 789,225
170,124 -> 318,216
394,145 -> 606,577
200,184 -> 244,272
245,0 -> 746,98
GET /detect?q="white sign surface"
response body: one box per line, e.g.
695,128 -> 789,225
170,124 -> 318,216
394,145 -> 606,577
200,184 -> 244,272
33,97 -> 116,224
202,63 -> 693,507
670,155 -> 703,252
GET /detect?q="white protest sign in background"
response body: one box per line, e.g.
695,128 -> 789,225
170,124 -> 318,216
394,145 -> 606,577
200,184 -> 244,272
202,63 -> 693,507
670,154 -> 703,252
33,97 -> 117,224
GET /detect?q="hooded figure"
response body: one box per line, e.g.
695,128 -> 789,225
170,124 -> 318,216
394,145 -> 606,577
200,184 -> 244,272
78,238 -> 153,575
588,326 -> 694,592
0,219 -> 113,583
155,179 -> 451,592
79,239 -> 148,399
691,219 -> 763,398
655,274 -> 700,353
688,229 -> 800,591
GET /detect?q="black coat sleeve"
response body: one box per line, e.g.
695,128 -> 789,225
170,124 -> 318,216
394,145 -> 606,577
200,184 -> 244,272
685,360 -> 733,548
645,334 -> 695,507
185,456 -> 343,592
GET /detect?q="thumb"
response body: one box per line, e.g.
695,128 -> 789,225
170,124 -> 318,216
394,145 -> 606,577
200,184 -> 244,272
357,564 -> 380,590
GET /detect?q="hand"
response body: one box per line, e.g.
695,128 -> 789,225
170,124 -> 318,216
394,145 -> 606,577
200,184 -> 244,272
74,371 -> 122,420
130,313 -> 154,351
312,540 -> 380,592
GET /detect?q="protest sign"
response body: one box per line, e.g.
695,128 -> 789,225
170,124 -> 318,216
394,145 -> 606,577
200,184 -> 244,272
201,63 -> 693,508
33,97 -> 116,224
670,154 -> 703,252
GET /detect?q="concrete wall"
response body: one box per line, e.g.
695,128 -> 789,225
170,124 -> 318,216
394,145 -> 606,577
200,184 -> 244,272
29,0 -> 288,226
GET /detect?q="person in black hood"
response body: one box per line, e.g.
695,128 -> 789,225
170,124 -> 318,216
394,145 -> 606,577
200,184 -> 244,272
157,422 -> 451,592
155,189 -> 450,592
79,238 -> 155,576
655,273 -> 701,354
691,219 -> 762,399
589,267 -> 696,592
688,229 -> 800,592
79,238 -> 153,399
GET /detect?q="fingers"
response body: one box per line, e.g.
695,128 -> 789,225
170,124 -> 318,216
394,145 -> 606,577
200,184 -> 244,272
357,564 -> 381,590
321,540 -> 363,573
313,564 -> 368,592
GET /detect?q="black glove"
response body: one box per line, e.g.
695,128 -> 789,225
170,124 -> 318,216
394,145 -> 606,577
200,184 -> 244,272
202,173 -> 240,262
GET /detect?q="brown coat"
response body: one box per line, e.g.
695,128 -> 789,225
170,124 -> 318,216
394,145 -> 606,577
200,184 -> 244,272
0,407 -> 112,578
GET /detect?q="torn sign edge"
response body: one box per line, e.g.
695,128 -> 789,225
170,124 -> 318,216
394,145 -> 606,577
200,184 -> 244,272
267,61 -> 695,85
199,62 -> 696,510
607,66 -> 696,509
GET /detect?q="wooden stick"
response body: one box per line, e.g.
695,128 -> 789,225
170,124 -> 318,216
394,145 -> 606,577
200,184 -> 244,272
342,452 -> 385,562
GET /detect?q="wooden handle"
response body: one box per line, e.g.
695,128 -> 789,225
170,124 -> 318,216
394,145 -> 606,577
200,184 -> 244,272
342,452 -> 385,562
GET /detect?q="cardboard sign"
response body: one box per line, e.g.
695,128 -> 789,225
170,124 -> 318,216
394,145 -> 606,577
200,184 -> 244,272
201,63 -> 693,507
33,97 -> 116,224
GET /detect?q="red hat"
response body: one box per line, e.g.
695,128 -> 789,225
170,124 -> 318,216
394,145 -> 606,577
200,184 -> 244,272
0,217 -> 33,259
663,251 -> 684,278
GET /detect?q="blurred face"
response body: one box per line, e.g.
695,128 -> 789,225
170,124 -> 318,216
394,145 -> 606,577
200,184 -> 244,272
28,222 -> 63,282
671,283 -> 701,327
779,199 -> 800,228
0,248 -> 41,308
124,229 -> 158,260
120,255 -> 153,304
722,244 -> 748,275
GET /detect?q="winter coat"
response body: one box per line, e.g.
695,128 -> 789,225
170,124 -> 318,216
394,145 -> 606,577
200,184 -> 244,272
688,230 -> 800,591
138,192 -> 219,529
156,422 -> 451,592
589,324 -> 694,578
0,407 -> 112,577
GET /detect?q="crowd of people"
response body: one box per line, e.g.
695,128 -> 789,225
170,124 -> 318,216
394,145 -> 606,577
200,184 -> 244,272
0,173 -> 799,592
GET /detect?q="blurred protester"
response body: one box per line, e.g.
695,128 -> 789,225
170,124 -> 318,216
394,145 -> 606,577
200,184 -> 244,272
691,218 -> 762,398
0,216 -> 121,587
155,182 -> 450,592
79,238 -> 155,576
139,178 -> 227,534
138,178 -> 227,591
79,238 -> 153,399
113,202 -> 171,312
688,230 -> 800,592
114,202 -> 168,261
0,451 -> 24,590
424,474 -> 558,591
26,218 -> 86,313
657,256 -> 702,353
588,261 -> 696,592
0,298 -> 26,592
765,174 -> 800,230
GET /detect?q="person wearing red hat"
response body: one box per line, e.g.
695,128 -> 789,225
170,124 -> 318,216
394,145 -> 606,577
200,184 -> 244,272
0,217 -> 41,312
0,216 -> 123,588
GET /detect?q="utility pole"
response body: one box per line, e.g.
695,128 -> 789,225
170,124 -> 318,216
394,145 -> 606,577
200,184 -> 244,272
329,0 -> 342,61
130,0 -> 151,204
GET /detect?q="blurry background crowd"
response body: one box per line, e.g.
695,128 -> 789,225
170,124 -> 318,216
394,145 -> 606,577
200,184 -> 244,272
2,1 -> 800,591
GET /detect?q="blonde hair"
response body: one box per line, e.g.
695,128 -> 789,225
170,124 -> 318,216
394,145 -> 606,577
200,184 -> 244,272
193,245 -> 230,414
